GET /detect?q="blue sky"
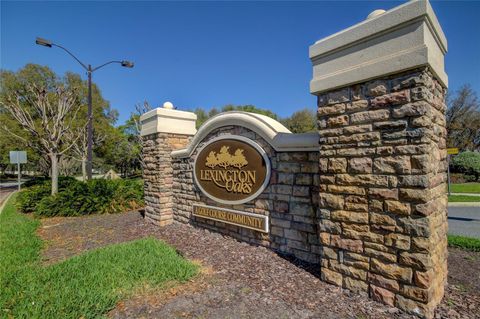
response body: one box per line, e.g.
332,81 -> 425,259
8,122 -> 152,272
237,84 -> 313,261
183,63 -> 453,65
2,1 -> 480,125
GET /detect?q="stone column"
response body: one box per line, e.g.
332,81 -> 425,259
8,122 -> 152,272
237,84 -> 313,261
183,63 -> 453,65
140,104 -> 197,226
310,1 -> 448,318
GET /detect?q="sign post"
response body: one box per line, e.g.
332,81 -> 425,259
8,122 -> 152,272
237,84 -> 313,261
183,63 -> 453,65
447,155 -> 451,195
446,148 -> 459,196
9,151 -> 27,191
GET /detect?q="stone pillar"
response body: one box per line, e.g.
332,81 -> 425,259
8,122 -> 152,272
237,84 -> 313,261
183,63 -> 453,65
310,1 -> 448,318
140,105 -> 197,226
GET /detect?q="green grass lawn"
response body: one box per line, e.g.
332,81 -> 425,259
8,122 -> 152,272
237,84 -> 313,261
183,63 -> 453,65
448,235 -> 480,252
448,195 -> 480,202
450,183 -> 480,194
0,194 -> 198,319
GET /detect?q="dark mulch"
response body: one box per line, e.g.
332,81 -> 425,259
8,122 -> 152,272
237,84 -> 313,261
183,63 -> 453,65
37,211 -> 480,319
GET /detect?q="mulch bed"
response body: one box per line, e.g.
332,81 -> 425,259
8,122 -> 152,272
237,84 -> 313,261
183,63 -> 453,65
37,211 -> 480,319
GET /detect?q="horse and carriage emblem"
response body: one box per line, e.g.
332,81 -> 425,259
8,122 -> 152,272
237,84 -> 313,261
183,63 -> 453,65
205,146 -> 248,169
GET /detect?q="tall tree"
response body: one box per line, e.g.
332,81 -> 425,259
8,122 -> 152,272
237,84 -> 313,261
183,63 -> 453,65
0,64 -> 58,174
1,84 -> 82,194
194,107 -> 209,128
65,125 -> 105,181
192,104 -> 280,128
120,101 -> 152,171
221,104 -> 278,120
446,85 -> 480,150
62,72 -> 117,176
0,64 -> 116,180
281,108 -> 316,133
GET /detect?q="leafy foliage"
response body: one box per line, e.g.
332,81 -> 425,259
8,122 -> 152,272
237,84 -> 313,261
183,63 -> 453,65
451,151 -> 480,181
221,104 -> 279,120
281,108 -> 316,133
193,104 -> 280,128
16,177 -> 78,213
0,65 -> 60,176
0,64 -> 117,178
192,104 -> 317,133
16,178 -> 144,216
194,107 -> 209,128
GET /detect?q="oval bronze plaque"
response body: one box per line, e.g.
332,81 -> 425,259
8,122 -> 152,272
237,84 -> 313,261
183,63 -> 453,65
194,136 -> 270,205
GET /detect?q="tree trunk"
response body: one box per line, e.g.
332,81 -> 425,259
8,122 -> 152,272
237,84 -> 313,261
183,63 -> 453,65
50,153 -> 59,195
82,157 -> 87,182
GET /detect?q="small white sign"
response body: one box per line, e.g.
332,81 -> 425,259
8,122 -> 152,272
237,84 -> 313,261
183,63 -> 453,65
9,151 -> 27,164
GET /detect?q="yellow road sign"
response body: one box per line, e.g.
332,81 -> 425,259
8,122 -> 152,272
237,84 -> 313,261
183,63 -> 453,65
447,148 -> 459,155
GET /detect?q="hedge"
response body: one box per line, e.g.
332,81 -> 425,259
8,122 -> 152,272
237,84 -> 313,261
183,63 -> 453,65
16,178 -> 144,217
451,151 -> 480,181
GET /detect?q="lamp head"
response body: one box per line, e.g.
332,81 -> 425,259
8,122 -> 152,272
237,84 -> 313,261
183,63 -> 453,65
36,37 -> 52,47
121,60 -> 134,68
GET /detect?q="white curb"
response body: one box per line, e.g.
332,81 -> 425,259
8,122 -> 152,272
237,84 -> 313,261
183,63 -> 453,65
448,202 -> 480,207
0,191 -> 16,215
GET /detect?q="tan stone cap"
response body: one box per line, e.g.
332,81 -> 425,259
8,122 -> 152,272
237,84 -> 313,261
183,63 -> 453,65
171,111 -> 320,158
309,0 -> 448,94
140,107 -> 197,136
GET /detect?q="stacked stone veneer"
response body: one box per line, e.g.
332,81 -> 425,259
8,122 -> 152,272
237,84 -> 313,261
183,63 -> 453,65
316,68 -> 448,318
143,133 -> 191,226
172,126 -> 321,263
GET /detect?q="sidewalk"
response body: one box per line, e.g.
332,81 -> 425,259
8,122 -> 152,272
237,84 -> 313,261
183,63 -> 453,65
0,190 -> 15,214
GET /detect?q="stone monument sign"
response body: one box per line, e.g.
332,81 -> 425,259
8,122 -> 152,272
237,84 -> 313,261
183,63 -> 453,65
141,1 -> 448,317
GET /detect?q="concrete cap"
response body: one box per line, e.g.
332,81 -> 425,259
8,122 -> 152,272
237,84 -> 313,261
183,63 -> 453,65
309,0 -> 448,94
140,107 -> 197,136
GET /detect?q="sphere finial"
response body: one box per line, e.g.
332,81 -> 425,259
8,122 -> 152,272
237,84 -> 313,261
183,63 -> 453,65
367,9 -> 386,19
163,101 -> 174,109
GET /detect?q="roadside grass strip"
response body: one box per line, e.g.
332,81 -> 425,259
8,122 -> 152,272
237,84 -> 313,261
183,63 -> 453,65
448,235 -> 480,252
0,194 -> 199,319
450,183 -> 480,194
448,195 -> 480,202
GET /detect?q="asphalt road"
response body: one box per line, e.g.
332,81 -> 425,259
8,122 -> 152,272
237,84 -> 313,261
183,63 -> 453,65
448,204 -> 480,238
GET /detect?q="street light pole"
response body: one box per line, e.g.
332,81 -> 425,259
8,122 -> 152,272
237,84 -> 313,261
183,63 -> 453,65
35,37 -> 133,180
87,64 -> 93,180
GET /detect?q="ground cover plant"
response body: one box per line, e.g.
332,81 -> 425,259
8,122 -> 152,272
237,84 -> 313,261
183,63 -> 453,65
448,235 -> 480,252
16,177 -> 144,216
450,182 -> 480,194
0,195 -> 198,319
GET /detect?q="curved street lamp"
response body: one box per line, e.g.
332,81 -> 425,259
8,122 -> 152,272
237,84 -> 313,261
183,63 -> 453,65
35,37 -> 134,180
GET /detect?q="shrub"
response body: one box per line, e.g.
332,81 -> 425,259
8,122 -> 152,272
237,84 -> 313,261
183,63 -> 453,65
451,151 -> 480,181
22,176 -> 78,188
34,179 -> 144,217
16,177 -> 80,213
16,184 -> 50,213
464,175 -> 478,183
